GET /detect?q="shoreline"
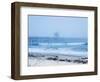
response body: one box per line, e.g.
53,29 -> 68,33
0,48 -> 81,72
29,48 -> 87,57
28,52 -> 88,67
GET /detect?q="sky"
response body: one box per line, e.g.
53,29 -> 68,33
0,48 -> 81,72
28,15 -> 88,38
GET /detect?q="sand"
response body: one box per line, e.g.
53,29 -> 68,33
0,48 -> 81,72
28,52 -> 88,67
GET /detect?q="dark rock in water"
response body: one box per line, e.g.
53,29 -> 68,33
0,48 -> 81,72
28,52 -> 45,58
81,57 -> 88,59
73,59 -> 88,64
55,56 -> 58,58
53,56 -> 58,60
59,59 -> 66,61
82,60 -> 88,64
29,54 -> 38,57
46,57 -> 58,61
73,60 -> 81,63
66,59 -> 72,62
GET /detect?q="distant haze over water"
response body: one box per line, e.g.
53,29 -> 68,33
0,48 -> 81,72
28,15 -> 88,38
28,37 -> 87,43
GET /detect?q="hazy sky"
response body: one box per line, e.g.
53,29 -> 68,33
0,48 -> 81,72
28,15 -> 88,38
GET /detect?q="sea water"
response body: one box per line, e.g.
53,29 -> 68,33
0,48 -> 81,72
28,37 -> 88,66
28,37 -> 87,51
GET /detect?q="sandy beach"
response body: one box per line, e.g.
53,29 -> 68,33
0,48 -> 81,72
28,48 -> 88,66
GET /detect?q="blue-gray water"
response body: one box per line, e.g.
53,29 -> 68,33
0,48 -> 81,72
28,37 -> 88,52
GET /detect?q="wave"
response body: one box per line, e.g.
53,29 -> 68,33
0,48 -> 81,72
29,47 -> 87,57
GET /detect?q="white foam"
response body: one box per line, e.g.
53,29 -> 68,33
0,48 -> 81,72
29,48 -> 87,57
67,42 -> 85,46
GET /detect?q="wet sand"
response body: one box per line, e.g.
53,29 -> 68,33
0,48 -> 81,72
28,52 -> 88,67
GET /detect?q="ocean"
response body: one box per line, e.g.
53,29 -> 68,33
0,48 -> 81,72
28,37 -> 87,52
28,37 -> 88,66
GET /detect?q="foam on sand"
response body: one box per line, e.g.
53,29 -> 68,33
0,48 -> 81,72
29,48 -> 87,57
28,48 -> 88,66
